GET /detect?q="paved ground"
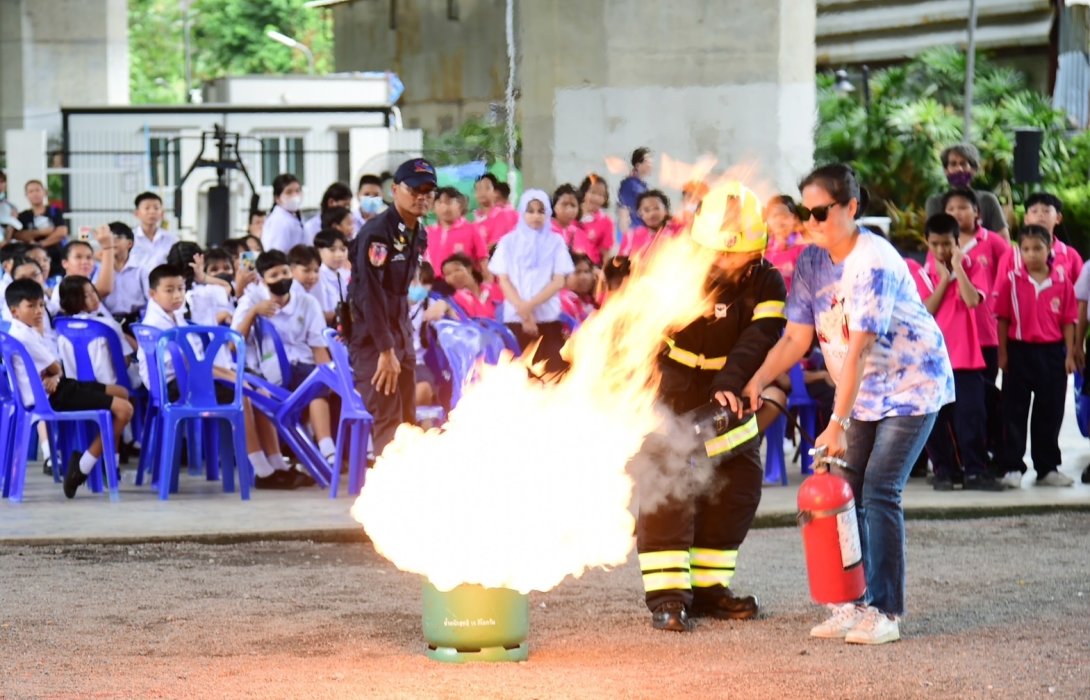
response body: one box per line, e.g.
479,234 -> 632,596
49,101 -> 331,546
3,389 -> 1090,544
1,513 -> 1087,699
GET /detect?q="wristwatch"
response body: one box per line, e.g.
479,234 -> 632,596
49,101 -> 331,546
830,413 -> 852,431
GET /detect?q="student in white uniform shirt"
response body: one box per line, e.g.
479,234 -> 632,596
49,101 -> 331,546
314,228 -> 351,326
129,192 -> 178,273
4,280 -> 134,499
302,182 -> 362,243
139,264 -> 310,490
48,228 -> 116,317
56,275 -> 139,387
101,222 -> 148,324
288,244 -> 323,302
262,174 -> 306,253
232,250 -> 339,465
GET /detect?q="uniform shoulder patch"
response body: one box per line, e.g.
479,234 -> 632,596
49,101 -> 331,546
368,241 -> 388,267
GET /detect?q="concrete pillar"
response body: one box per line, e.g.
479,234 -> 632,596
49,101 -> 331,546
0,0 -> 129,149
519,0 -> 816,195
3,129 -> 47,203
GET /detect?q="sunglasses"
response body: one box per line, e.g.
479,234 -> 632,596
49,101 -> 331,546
797,202 -> 842,223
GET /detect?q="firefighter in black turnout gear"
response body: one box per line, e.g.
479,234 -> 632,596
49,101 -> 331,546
636,183 -> 787,632
348,158 -> 437,456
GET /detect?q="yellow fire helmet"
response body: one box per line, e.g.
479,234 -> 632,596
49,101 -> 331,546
689,181 -> 768,253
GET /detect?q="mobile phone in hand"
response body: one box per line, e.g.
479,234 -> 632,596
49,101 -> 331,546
241,251 -> 257,270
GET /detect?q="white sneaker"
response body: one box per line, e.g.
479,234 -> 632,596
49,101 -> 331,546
1001,471 -> 1023,489
1036,471 -> 1074,487
810,603 -> 866,639
844,606 -> 900,645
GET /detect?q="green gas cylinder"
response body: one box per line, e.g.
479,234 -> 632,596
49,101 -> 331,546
421,581 -> 529,663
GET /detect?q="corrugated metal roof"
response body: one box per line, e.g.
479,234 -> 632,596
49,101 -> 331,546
817,0 -> 1054,65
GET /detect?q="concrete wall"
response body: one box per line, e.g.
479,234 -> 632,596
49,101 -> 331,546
333,0 -> 816,195
526,0 -> 816,193
332,0 -> 506,134
0,0 -> 129,149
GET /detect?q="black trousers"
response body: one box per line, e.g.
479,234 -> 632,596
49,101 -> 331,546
352,343 -> 416,458
926,369 -> 987,480
507,321 -> 568,374
980,345 -> 1002,468
635,439 -> 763,611
1000,341 -> 1066,476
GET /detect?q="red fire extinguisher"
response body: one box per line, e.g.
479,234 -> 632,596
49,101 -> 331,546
797,446 -> 865,605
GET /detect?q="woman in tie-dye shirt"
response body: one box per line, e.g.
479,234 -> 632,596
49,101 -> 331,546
743,164 -> 953,646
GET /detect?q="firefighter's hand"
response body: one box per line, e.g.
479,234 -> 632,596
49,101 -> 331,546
714,390 -> 745,419
371,349 -> 401,396
814,422 -> 847,459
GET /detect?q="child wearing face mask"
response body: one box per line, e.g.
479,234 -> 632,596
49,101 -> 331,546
357,173 -> 387,225
489,189 -> 576,372
262,173 -> 306,253
408,262 -> 444,407
232,250 -> 339,467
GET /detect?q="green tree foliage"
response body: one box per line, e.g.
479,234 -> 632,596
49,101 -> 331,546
422,117 -> 520,167
128,0 -> 333,105
816,47 -> 1090,253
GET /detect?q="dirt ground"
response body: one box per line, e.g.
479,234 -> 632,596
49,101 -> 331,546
1,513 -> 1088,700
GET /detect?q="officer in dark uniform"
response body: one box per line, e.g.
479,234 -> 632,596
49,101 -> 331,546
636,183 -> 787,632
348,158 -> 437,455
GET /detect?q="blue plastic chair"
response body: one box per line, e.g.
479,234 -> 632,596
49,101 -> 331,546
54,317 -> 148,486
763,363 -> 821,486
0,361 -> 17,494
432,320 -> 483,409
254,316 -> 293,388
763,413 -> 790,486
0,330 -> 120,502
473,318 -> 521,357
558,312 -> 580,335
138,325 -> 252,500
323,329 -> 374,497
242,319 -> 336,487
133,324 -> 250,499
786,362 -> 819,475
1076,372 -> 1090,438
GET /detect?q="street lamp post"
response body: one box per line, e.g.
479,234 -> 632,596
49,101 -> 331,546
266,30 -> 316,75
834,65 -> 871,114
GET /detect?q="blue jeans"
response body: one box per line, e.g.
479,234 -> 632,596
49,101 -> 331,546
834,412 -> 937,617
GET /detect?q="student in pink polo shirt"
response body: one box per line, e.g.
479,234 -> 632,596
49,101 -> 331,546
551,184 -> 587,251
618,190 -> 681,258
1022,192 -> 1083,281
440,252 -> 503,319
916,214 -> 1000,491
427,187 -> 489,280
763,195 -> 808,294
474,173 -> 519,250
993,225 -> 1078,488
577,173 -> 616,265
558,253 -> 599,322
941,187 -> 1009,465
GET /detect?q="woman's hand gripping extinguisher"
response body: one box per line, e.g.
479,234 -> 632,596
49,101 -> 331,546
796,445 -> 866,604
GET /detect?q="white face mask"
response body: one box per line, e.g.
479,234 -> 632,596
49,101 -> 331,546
281,195 -> 302,212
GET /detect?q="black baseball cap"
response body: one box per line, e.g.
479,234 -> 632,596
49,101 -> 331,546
394,158 -> 438,189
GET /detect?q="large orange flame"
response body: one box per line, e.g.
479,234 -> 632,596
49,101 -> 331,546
352,187 -> 739,594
